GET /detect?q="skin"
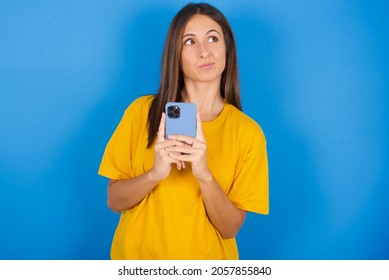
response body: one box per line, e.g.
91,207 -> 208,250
107,14 -> 246,239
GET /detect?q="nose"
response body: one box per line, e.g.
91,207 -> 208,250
198,42 -> 209,59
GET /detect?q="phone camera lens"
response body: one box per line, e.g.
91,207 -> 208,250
167,105 -> 180,118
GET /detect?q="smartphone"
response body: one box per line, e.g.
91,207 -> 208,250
165,102 -> 196,138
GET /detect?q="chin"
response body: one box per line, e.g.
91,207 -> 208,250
192,73 -> 223,83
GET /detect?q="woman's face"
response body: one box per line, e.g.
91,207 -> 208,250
180,14 -> 226,85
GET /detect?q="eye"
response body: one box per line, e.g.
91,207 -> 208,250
184,38 -> 195,45
208,36 -> 219,43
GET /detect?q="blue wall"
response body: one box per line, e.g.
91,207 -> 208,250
1,0 -> 388,259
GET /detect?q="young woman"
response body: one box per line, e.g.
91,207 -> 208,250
98,3 -> 269,260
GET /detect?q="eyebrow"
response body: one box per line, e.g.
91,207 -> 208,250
182,29 -> 222,38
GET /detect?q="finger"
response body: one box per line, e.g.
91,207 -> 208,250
155,139 -> 186,151
157,113 -> 166,143
196,111 -> 206,142
168,152 -> 197,163
162,151 -> 183,166
167,134 -> 194,146
175,160 -> 187,170
165,153 -> 184,169
166,145 -> 193,154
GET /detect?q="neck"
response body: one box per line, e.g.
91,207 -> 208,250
181,80 -> 224,122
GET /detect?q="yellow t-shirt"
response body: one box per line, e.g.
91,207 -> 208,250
98,95 -> 269,260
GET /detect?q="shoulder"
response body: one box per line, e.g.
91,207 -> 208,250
123,95 -> 155,117
126,95 -> 155,112
225,104 -> 266,144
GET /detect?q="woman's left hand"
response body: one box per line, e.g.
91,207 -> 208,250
166,111 -> 212,182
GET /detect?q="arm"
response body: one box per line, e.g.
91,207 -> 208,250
107,171 -> 158,213
198,175 -> 247,239
167,112 -> 246,239
107,113 -> 186,213
168,136 -> 246,238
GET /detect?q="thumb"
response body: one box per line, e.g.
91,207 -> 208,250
157,112 -> 166,143
196,111 -> 206,142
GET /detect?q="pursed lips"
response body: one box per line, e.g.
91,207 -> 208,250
199,62 -> 215,69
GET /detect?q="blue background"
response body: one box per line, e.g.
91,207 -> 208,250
1,0 -> 388,259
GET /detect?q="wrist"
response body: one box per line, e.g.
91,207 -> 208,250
147,168 -> 161,184
197,170 -> 214,185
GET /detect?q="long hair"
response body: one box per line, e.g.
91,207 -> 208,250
147,2 -> 241,148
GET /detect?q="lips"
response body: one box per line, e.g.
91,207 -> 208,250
199,62 -> 215,69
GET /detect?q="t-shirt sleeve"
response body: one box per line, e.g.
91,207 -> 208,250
98,103 -> 137,180
227,126 -> 269,215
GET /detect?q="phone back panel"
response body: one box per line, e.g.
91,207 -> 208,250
165,102 -> 196,138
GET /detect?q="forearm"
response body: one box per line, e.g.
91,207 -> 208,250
107,112 -> 189,213
199,175 -> 246,239
107,169 -> 159,213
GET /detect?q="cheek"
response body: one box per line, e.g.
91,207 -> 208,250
181,51 -> 196,72
211,44 -> 226,67
221,52 -> 226,66
180,54 -> 189,73
217,50 -> 227,70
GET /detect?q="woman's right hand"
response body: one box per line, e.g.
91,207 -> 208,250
148,113 -> 186,182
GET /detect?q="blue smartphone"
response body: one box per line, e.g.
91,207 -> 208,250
165,102 -> 197,138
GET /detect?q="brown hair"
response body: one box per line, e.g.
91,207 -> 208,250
147,2 -> 241,148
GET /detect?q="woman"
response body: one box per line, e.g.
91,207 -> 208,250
98,2 -> 269,260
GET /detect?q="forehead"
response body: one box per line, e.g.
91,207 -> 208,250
183,14 -> 223,35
